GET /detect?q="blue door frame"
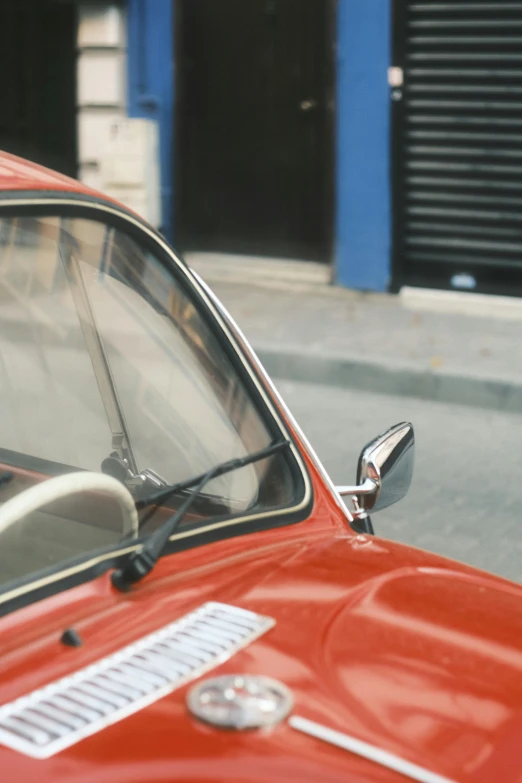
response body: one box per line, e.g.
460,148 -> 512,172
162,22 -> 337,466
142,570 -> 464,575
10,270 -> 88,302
127,0 -> 174,241
335,0 -> 391,291
127,0 -> 391,291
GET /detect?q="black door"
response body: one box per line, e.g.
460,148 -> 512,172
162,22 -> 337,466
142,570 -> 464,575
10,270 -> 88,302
0,0 -> 77,177
175,0 -> 335,261
392,0 -> 522,296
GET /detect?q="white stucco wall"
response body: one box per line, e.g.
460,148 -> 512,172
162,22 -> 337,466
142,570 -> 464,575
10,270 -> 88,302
76,4 -> 160,227
77,4 -> 127,193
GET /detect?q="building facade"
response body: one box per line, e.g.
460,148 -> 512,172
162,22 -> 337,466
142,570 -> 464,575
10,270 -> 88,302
3,1 -> 520,297
123,0 -> 391,292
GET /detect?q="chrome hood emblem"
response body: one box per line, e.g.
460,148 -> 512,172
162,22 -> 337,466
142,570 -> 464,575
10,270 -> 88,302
187,674 -> 293,730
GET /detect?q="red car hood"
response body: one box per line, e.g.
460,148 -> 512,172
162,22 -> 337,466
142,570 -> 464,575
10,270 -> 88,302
0,526 -> 521,783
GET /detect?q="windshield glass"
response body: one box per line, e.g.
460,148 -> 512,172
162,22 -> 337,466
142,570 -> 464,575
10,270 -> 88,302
0,210 -> 303,590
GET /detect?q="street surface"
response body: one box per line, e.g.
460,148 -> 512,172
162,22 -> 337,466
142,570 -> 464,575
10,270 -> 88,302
275,377 -> 522,585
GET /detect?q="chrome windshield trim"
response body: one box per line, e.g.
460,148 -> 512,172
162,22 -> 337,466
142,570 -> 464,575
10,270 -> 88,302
289,716 -> 457,783
191,271 -> 352,524
0,195 -> 312,609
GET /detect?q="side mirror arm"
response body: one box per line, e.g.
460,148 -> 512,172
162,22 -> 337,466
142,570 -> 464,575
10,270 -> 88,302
336,477 -> 379,500
335,478 -> 378,534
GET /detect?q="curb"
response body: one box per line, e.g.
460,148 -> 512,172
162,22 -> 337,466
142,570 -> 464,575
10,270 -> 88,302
254,346 -> 522,414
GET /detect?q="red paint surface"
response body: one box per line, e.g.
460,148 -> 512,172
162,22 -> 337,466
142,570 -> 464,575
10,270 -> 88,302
0,152 -> 522,782
0,150 -> 136,215
0,151 -> 102,196
2,515 -> 522,783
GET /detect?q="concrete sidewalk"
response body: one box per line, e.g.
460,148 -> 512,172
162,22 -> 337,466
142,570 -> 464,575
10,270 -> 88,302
186,253 -> 522,413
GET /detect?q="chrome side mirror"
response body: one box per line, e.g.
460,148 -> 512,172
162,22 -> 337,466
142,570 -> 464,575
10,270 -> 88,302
336,422 -> 414,534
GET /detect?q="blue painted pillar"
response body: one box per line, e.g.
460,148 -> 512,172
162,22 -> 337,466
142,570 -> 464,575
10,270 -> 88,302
335,0 -> 392,291
127,0 -> 174,241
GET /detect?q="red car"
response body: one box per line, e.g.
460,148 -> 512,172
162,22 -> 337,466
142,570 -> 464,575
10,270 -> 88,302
0,150 -> 518,783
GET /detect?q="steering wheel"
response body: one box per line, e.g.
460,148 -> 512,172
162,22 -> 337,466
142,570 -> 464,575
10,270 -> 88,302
0,472 -> 139,538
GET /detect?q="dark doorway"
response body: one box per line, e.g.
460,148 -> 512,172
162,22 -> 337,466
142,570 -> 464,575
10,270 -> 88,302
392,0 -> 522,297
0,0 -> 77,178
175,0 -> 335,262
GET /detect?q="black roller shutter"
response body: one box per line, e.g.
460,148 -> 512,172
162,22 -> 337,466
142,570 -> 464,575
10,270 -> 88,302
392,1 -> 522,296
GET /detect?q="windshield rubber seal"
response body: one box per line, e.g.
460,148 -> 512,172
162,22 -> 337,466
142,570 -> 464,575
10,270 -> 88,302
0,193 -> 314,614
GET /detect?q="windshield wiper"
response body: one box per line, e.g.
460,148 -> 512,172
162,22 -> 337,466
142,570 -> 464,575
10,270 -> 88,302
111,439 -> 291,591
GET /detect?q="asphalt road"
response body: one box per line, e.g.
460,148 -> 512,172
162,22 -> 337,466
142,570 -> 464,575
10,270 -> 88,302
275,377 -> 522,585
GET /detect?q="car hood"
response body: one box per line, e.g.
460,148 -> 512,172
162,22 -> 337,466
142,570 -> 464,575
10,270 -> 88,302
0,527 -> 522,783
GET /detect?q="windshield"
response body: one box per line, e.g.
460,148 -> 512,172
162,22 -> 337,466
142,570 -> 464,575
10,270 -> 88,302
0,209 -> 305,593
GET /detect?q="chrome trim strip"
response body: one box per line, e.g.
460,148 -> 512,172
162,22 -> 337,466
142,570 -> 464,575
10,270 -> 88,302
191,271 -> 353,524
0,196 -> 312,608
289,716 -> 457,783
0,602 -> 274,759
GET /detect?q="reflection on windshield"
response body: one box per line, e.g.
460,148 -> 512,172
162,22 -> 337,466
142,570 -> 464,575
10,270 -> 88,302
0,213 -> 298,588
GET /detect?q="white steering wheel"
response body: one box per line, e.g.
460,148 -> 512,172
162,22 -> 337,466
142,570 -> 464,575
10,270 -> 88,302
0,472 -> 139,538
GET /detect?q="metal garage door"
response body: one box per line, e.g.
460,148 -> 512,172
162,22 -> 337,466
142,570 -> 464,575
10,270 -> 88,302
392,1 -> 522,296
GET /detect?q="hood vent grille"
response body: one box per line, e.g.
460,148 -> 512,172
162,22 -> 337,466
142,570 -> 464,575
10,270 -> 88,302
0,602 -> 274,759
